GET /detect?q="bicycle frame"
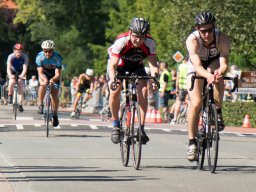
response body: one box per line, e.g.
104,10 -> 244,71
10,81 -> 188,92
13,74 -> 19,120
190,74 -> 238,173
44,84 -> 53,137
115,72 -> 159,170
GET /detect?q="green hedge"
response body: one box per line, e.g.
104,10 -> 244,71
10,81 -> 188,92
223,102 -> 256,128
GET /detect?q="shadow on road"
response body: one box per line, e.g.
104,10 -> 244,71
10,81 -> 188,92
217,165 -> 256,173
0,165 -> 158,182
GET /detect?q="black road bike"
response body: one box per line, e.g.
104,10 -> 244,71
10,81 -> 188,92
43,84 -> 53,137
190,74 -> 238,173
112,72 -> 159,170
12,73 -> 20,120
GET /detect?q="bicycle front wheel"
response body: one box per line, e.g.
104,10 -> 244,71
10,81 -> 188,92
13,89 -> 18,120
196,130 -> 206,170
45,98 -> 51,138
131,104 -> 142,170
207,104 -> 219,173
119,104 -> 130,167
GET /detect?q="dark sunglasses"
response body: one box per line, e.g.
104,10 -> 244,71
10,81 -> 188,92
44,50 -> 53,53
131,33 -> 146,39
199,27 -> 214,34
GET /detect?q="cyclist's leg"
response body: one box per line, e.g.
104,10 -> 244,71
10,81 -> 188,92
186,72 -> 204,160
51,85 -> 60,127
17,79 -> 24,111
8,78 -> 15,103
37,79 -> 46,114
109,78 -> 122,144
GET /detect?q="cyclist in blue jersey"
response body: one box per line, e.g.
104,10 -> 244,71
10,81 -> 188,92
6,43 -> 29,112
36,40 -> 62,127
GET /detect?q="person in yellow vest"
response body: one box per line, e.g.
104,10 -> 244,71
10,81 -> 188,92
158,61 -> 172,122
171,57 -> 189,124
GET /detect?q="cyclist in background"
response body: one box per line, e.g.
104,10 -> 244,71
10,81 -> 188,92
70,69 -> 94,117
36,40 -> 62,128
171,57 -> 189,124
185,12 -> 230,161
108,17 -> 159,144
6,43 -> 29,112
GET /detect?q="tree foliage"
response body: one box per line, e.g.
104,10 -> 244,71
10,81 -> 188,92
0,0 -> 255,80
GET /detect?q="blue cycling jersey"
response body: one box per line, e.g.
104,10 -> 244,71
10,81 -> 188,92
7,53 -> 29,74
36,51 -> 62,79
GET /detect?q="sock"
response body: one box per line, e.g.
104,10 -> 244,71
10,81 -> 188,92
189,139 -> 196,146
113,120 -> 120,127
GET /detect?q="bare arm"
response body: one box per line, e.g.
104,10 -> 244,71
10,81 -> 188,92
218,33 -> 230,75
37,67 -> 48,84
147,55 -> 159,77
50,68 -> 61,84
109,55 -> 119,82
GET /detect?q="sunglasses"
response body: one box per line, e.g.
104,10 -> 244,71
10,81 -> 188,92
44,50 -> 53,53
199,27 -> 214,34
131,33 -> 146,39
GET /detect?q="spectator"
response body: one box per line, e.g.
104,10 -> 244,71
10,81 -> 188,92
28,75 -> 39,105
70,76 -> 78,104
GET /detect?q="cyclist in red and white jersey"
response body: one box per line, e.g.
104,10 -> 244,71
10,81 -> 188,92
108,17 -> 159,144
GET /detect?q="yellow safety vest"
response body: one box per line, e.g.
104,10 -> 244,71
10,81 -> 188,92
178,63 -> 188,89
159,70 -> 172,92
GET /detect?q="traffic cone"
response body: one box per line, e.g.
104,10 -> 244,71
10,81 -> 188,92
156,110 -> 163,123
242,114 -> 251,128
150,109 -> 157,123
145,109 -> 152,123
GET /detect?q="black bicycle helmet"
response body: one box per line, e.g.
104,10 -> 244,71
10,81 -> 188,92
129,17 -> 150,35
195,12 -> 216,26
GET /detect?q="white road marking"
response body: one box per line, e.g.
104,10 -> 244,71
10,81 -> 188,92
162,129 -> 172,132
90,125 -> 98,129
16,124 -> 24,130
16,117 -> 33,120
71,124 -> 78,127
0,124 -> 5,128
34,124 -> 41,127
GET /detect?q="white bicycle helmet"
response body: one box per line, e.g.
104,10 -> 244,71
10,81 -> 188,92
41,40 -> 55,49
86,69 -> 94,77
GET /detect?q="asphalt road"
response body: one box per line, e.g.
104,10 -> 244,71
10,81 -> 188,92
0,105 -> 255,192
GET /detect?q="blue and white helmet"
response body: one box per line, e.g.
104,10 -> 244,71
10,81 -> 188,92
41,40 -> 55,49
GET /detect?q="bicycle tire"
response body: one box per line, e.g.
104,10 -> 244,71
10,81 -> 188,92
45,96 -> 51,138
207,104 -> 219,173
131,103 -> 142,170
196,130 -> 206,170
119,104 -> 130,167
75,109 -> 80,119
13,88 -> 18,120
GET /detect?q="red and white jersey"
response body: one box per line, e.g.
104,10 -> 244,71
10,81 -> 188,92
108,32 -> 156,68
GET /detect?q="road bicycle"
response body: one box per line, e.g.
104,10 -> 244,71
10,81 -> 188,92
111,72 -> 159,170
12,73 -> 20,120
43,83 -> 53,137
190,74 -> 238,173
74,93 -> 86,119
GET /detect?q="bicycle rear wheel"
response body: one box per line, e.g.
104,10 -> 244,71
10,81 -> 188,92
131,104 -> 142,170
119,104 -> 130,167
207,104 -> 219,173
